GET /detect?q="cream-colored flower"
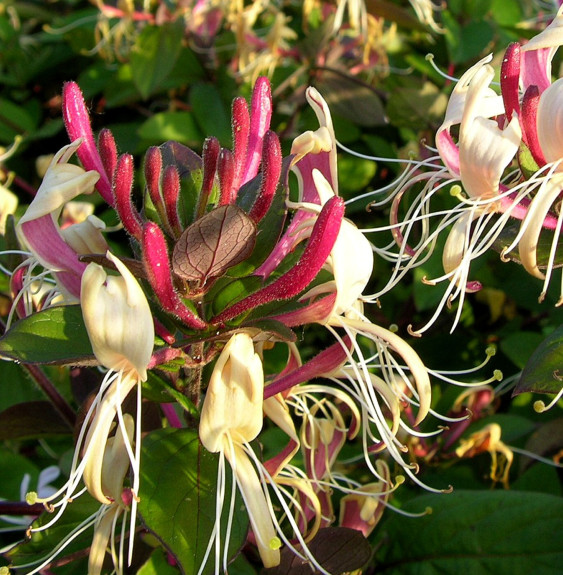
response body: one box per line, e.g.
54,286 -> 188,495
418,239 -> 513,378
200,332 -> 280,570
81,251 -> 153,380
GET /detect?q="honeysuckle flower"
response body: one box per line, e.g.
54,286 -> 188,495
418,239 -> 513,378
251,87 -> 437,495
20,417 -> 135,575
455,423 -> 514,488
339,460 -> 391,537
6,141 -> 102,322
359,12 -> 563,334
199,332 -> 280,571
200,332 -> 331,574
87,414 -> 135,575
25,250 -> 153,568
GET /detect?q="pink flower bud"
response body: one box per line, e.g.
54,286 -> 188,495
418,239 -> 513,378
162,165 -> 182,236
142,222 -> 207,330
113,154 -> 143,240
217,148 -> 235,205
62,82 -> 113,205
249,131 -> 282,222
212,196 -> 344,324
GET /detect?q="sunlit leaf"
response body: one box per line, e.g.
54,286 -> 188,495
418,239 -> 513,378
137,548 -> 180,575
138,112 -> 203,147
138,428 -> 248,575
0,306 -> 94,365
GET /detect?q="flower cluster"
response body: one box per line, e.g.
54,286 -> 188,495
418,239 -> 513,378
0,69 -> 461,574
365,7 -> 563,336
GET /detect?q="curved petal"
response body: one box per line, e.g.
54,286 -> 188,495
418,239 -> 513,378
459,66 -> 521,200
536,77 -> 563,166
518,173 -> 563,279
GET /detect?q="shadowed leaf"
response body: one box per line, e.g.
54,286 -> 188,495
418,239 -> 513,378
374,490 -> 563,575
265,527 -> 371,575
514,325 -> 563,396
0,401 -> 71,439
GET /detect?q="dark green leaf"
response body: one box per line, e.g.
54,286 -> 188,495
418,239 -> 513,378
500,330 -> 545,370
0,401 -> 71,440
493,223 -> 563,271
6,494 -> 100,572
375,490 -> 563,575
0,306 -> 94,365
130,22 -> 184,99
142,372 -> 198,417
0,98 -> 37,143
138,428 -> 248,575
515,326 -> 563,396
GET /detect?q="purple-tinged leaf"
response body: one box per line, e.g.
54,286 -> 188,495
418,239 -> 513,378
0,401 -> 71,439
264,527 -> 371,575
172,205 -> 256,286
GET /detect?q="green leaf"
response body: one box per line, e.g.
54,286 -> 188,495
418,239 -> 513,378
138,548 -> 180,575
6,494 -> 100,572
490,0 -> 523,26
138,428 -> 248,575
0,98 -> 37,143
142,371 -> 198,417
515,326 -> 563,396
190,83 -> 232,146
500,330 -> 545,370
385,80 -> 448,132
130,22 -> 184,99
492,223 -> 563,272
0,305 -> 94,365
375,490 -> 563,574
138,112 -> 203,147
443,12 -> 495,63
315,71 -> 386,127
